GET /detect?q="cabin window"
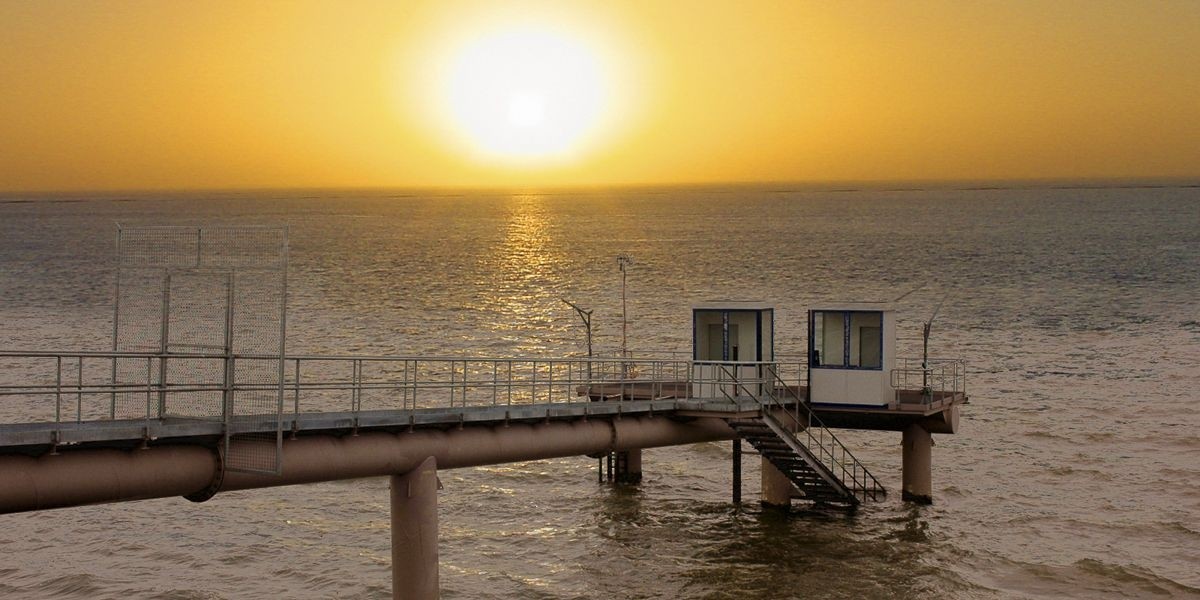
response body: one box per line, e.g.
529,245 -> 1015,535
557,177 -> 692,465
811,311 -> 846,367
849,312 -> 882,368
811,310 -> 883,370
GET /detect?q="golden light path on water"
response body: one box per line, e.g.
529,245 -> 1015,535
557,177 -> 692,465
477,194 -> 564,354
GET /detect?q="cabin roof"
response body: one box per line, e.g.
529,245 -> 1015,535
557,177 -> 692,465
692,301 -> 773,311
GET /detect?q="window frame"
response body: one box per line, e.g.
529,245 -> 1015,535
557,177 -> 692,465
809,310 -> 884,371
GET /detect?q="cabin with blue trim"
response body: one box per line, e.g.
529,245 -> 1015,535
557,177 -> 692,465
808,303 -> 895,408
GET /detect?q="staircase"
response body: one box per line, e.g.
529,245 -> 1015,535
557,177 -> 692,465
716,365 -> 886,506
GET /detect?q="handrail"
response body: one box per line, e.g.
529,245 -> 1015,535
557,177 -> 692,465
708,361 -> 885,503
2,349 -> 879,503
763,366 -> 886,502
890,358 -> 967,405
0,351 -> 779,430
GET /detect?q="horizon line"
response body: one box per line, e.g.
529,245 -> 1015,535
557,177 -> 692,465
2,175 -> 1199,198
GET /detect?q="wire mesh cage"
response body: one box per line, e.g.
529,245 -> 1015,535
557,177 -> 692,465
112,225 -> 287,475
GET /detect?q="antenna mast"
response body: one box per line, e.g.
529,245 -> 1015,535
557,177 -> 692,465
616,254 -> 634,361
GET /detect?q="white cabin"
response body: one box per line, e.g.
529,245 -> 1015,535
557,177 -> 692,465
808,304 -> 895,407
691,302 -> 774,399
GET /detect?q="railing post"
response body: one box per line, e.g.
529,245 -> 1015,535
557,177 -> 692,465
293,359 -> 300,418
145,356 -> 153,422
54,356 -> 62,425
76,357 -> 83,423
461,360 -> 468,407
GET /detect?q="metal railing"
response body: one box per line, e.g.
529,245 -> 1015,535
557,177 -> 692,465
706,361 -> 885,503
0,350 -> 806,430
890,358 -> 967,405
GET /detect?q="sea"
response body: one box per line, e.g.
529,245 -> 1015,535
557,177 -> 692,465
0,184 -> 1197,599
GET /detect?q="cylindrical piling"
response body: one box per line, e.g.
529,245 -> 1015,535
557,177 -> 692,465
760,457 -> 792,508
614,449 -> 642,484
901,424 -> 933,504
391,456 -> 439,600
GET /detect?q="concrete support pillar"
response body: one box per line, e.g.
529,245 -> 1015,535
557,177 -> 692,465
391,456 -> 439,600
760,457 -> 792,508
901,424 -> 933,504
614,449 -> 642,484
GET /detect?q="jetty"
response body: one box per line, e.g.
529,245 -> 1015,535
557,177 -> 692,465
0,227 -> 966,599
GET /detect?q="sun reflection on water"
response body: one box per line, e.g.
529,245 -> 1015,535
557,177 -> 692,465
476,194 -> 569,354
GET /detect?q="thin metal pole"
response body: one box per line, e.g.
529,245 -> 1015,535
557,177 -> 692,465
276,227 -> 289,470
293,359 -> 301,417
110,227 -> 122,420
76,357 -> 83,423
561,299 -> 593,380
145,357 -> 152,421
222,271 -> 235,439
621,261 -> 628,359
55,356 -> 62,424
732,439 -> 742,503
158,272 -> 171,418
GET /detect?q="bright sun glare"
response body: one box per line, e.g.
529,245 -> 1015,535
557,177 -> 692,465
442,25 -> 609,163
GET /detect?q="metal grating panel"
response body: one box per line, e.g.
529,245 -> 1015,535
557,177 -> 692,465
113,225 -> 287,475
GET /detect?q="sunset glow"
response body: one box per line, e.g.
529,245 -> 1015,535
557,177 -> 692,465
439,25 -> 611,163
0,1 -> 1197,191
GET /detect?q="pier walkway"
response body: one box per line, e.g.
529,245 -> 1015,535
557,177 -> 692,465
0,352 -> 964,509
0,351 -> 965,600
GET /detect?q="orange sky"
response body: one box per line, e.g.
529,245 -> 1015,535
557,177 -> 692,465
2,0 -> 1198,192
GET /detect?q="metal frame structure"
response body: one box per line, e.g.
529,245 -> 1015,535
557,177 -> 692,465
111,225 -> 288,474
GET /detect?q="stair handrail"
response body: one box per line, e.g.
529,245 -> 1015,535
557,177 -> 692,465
708,361 -> 885,502
760,364 -> 887,502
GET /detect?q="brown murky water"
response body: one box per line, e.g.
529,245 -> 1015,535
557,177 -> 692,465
1,185 -> 1198,598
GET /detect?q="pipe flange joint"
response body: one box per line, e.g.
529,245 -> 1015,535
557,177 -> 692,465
184,445 -> 225,503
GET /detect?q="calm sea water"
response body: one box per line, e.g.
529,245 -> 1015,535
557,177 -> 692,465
0,186 -> 1197,599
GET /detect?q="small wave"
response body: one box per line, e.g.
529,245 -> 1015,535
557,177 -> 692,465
1044,465 -> 1114,481
978,555 -> 1200,599
1074,558 -> 1200,593
1154,521 -> 1200,539
26,573 -> 105,597
143,590 -> 225,600
1024,430 -> 1071,442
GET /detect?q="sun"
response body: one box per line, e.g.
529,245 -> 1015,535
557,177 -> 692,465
440,25 -> 610,163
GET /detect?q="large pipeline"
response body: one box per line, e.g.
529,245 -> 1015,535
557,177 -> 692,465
0,415 -> 736,514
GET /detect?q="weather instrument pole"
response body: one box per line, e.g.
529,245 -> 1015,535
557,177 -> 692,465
617,255 -> 633,360
922,294 -> 949,393
561,298 -> 594,380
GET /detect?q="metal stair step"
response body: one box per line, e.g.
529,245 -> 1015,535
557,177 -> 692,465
726,413 -> 883,506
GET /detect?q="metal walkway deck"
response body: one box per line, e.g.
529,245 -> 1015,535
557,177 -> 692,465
0,351 -> 965,506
